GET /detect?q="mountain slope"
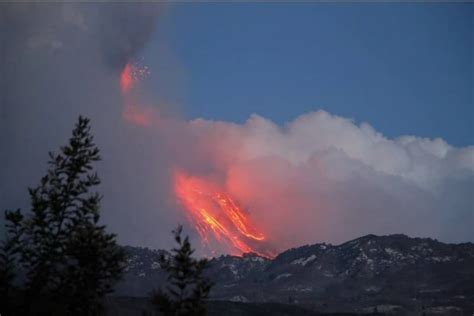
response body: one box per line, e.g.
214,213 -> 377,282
114,234 -> 474,314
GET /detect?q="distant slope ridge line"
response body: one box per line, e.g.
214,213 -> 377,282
116,234 -> 474,314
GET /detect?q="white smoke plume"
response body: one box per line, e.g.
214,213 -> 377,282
166,111 -> 473,251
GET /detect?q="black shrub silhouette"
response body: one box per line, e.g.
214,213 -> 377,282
0,116 -> 125,315
151,226 -> 213,316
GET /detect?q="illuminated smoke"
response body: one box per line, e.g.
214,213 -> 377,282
120,63 -> 134,93
173,170 -> 276,258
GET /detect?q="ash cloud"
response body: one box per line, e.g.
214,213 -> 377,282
0,3 -> 180,248
1,3 -> 473,253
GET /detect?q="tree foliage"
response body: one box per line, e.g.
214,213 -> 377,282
0,116 -> 125,315
151,226 -> 213,316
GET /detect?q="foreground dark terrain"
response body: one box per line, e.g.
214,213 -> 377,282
113,234 -> 474,315
105,297 -> 352,316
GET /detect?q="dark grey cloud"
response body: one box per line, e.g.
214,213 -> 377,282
0,3 -> 181,249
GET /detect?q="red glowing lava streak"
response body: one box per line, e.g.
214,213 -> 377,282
173,171 -> 274,258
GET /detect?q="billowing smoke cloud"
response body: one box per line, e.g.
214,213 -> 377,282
1,3 -> 473,254
164,111 -> 473,251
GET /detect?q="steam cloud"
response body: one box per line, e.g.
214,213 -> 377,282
169,112 -> 474,251
1,3 -> 473,253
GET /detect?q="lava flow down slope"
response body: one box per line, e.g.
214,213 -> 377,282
173,171 -> 277,258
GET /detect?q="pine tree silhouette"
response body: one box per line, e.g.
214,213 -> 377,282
151,226 -> 213,316
1,116 -> 125,315
0,210 -> 23,314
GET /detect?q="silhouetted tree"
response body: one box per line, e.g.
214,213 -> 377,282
0,210 -> 23,314
150,226 -> 213,316
1,116 -> 125,315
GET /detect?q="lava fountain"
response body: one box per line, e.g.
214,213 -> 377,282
173,171 -> 276,258
120,62 -> 150,93
120,62 -> 155,127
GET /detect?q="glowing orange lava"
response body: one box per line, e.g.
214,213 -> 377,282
174,171 -> 275,258
120,63 -> 133,93
120,62 -> 156,126
120,62 -> 150,94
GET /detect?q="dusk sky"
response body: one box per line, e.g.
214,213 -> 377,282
143,3 -> 472,146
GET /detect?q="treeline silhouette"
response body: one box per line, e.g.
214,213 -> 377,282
0,116 -> 212,316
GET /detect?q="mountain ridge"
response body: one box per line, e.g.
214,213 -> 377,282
115,234 -> 474,314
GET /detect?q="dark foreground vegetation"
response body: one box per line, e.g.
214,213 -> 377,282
149,226 -> 213,316
1,117 -> 125,315
106,297 -> 380,316
0,117 -> 213,316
